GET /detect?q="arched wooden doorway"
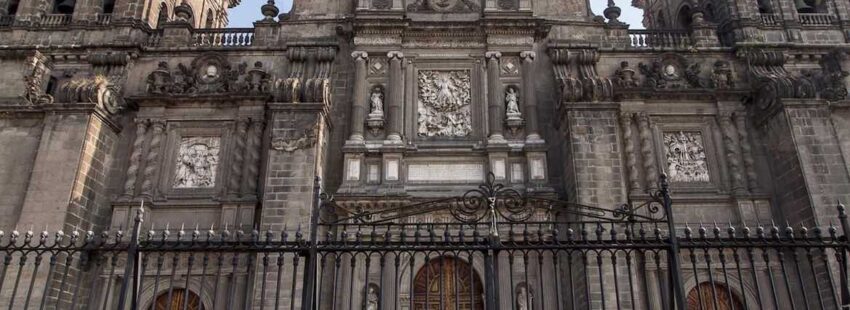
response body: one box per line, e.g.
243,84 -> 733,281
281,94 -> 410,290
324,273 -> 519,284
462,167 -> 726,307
687,282 -> 743,310
149,289 -> 204,310
413,257 -> 484,310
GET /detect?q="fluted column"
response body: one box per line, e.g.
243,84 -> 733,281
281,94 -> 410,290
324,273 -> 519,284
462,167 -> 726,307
140,119 -> 166,198
386,51 -> 404,142
520,51 -> 541,143
228,119 -> 249,198
121,119 -> 149,200
350,51 -> 369,142
486,51 -> 505,142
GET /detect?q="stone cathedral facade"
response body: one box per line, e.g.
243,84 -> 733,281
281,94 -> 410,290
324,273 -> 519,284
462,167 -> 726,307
1,0 -> 850,308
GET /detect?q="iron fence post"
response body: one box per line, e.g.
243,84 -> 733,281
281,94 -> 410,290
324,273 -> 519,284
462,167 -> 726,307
837,202 -> 850,307
484,195 -> 501,310
117,203 -> 143,310
660,174 -> 687,309
301,177 -> 322,310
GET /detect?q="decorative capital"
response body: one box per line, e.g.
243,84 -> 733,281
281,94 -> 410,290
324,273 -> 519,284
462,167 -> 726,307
351,51 -> 369,61
520,51 -> 536,62
485,51 -> 502,61
387,51 -> 404,60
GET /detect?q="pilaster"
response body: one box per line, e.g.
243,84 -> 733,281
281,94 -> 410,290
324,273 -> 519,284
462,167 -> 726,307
385,51 -> 404,143
486,51 -> 505,143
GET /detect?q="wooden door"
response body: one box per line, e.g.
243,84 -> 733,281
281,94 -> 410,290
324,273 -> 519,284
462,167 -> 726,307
687,283 -> 743,310
413,257 -> 484,310
150,289 -> 203,310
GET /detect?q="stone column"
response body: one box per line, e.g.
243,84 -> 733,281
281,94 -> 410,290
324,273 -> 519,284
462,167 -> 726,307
734,112 -> 759,192
636,113 -> 658,191
242,118 -> 264,200
619,112 -> 640,196
386,51 -> 404,142
520,51 -> 542,143
349,51 -> 369,142
120,119 -> 148,200
140,119 -> 166,198
718,112 -> 746,194
486,51 -> 505,142
228,119 -> 249,198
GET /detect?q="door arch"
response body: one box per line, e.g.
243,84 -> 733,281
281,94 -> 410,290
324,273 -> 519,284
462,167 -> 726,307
413,256 -> 484,310
687,282 -> 743,310
149,289 -> 204,310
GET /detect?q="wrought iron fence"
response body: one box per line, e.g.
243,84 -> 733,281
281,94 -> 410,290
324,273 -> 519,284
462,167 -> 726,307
0,175 -> 848,310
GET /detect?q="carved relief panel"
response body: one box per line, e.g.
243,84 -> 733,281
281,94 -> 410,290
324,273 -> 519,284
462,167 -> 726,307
663,131 -> 709,183
416,70 -> 473,138
161,122 -> 232,198
173,137 -> 221,188
651,116 -> 721,192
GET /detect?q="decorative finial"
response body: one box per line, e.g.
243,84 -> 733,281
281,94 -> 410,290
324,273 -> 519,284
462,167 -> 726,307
261,0 -> 279,22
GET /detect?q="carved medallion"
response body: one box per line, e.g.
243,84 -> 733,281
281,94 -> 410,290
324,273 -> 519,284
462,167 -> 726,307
417,70 -> 472,138
174,137 -> 220,188
663,131 -> 710,183
372,0 -> 391,9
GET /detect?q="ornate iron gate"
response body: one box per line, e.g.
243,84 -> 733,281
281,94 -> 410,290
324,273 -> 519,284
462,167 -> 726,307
0,175 -> 848,310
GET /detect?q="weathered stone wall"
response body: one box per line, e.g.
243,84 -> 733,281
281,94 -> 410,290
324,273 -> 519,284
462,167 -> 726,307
0,116 -> 42,230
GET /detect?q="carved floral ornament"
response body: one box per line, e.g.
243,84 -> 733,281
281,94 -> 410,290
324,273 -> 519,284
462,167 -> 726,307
145,53 -> 271,96
407,0 -> 480,12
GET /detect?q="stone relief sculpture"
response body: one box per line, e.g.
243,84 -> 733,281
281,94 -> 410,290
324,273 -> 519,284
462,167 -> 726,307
664,131 -> 710,183
417,70 -> 472,137
639,54 -> 709,89
174,137 -> 220,188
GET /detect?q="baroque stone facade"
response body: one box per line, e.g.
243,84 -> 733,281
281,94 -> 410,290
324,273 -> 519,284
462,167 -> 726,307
1,0 -> 850,308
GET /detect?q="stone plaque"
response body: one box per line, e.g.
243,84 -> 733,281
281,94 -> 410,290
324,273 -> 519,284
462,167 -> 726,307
664,131 -> 710,183
173,137 -> 220,188
417,70 -> 472,138
408,163 -> 484,182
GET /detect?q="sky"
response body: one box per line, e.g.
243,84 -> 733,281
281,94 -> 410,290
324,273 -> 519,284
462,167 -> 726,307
226,0 -> 643,29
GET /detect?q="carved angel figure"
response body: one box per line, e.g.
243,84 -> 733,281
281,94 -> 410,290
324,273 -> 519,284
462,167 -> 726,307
366,286 -> 379,310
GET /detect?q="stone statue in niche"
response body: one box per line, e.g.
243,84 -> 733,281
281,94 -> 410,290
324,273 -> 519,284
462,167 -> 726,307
516,286 -> 532,310
174,137 -> 220,188
367,86 -> 385,134
370,87 -> 384,115
365,285 -> 379,310
664,131 -> 710,183
505,86 -> 524,134
506,87 -> 520,115
417,70 -> 472,137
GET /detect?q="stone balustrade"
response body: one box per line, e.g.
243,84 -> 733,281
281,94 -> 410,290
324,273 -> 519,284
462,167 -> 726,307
192,28 -> 254,47
628,29 -> 692,49
40,14 -> 72,26
95,13 -> 112,25
799,13 -> 834,26
760,13 -> 780,26
0,15 -> 12,27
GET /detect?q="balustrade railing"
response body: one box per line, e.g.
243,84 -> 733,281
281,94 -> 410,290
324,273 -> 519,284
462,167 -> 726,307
39,14 -> 72,26
94,13 -> 112,25
192,28 -> 254,47
760,13 -> 781,26
628,29 -> 692,48
799,13 -> 835,26
0,15 -> 13,27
